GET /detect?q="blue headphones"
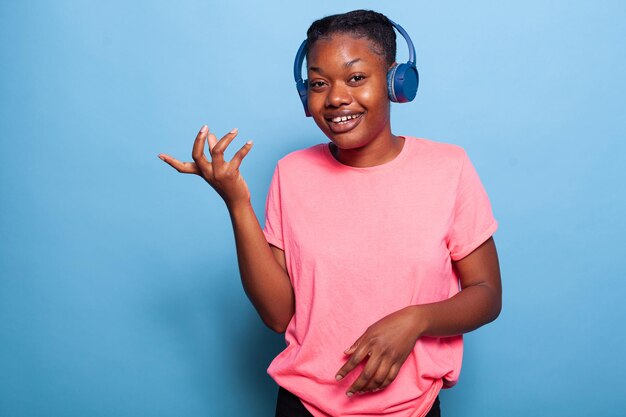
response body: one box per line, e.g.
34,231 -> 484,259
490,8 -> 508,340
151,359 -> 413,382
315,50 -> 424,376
293,19 -> 419,117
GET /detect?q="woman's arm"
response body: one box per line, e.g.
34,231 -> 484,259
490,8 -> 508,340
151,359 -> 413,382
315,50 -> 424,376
159,125 -> 294,333
336,237 -> 501,396
410,236 -> 501,336
228,203 -> 294,332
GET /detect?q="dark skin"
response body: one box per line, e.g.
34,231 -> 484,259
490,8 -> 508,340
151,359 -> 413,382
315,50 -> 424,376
159,128 -> 295,333
158,33 -> 501,398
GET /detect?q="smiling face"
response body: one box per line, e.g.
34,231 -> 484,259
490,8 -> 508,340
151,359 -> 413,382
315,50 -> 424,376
306,34 -> 397,160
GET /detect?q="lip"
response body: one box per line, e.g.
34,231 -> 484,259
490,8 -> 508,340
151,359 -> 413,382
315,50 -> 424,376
325,112 -> 364,134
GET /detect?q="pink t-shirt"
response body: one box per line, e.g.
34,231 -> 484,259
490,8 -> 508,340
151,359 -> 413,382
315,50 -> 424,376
263,137 -> 498,417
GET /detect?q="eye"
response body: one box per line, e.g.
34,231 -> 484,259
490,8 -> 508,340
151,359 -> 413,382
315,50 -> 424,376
349,74 -> 366,83
309,80 -> 326,89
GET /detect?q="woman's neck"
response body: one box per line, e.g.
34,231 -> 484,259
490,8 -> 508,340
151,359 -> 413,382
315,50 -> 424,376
331,133 -> 405,168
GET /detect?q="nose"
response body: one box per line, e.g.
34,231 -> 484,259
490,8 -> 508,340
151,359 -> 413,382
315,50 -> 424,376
325,82 -> 352,108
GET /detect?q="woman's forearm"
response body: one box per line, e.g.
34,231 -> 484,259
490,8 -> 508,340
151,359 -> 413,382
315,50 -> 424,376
412,237 -> 502,338
409,282 -> 501,338
227,201 -> 295,333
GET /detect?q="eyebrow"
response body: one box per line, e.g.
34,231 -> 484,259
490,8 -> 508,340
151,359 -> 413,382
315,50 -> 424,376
343,58 -> 362,68
308,58 -> 363,73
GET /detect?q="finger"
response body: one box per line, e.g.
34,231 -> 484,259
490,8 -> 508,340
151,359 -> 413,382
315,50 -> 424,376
207,132 -> 218,152
378,363 -> 402,390
158,154 -> 200,174
345,343 -> 358,355
362,358 -> 393,393
229,140 -> 253,170
192,125 -> 210,168
211,128 -> 238,163
336,345 -> 369,383
343,335 -> 364,356
347,354 -> 382,397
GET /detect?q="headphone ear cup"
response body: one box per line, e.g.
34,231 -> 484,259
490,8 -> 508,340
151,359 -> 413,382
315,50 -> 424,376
387,64 -> 400,102
387,63 -> 419,103
296,79 -> 310,117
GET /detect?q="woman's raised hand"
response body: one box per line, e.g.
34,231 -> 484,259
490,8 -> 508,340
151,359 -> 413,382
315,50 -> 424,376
158,125 -> 253,208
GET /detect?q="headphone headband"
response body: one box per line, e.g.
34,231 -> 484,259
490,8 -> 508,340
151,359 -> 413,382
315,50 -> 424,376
388,19 -> 416,66
294,18 -> 419,116
293,39 -> 308,86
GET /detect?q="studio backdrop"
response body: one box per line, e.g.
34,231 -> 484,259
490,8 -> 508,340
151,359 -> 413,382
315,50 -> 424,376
1,1 -> 625,416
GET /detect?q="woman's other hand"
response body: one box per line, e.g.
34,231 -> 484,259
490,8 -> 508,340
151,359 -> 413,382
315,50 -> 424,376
158,125 -> 253,209
336,237 -> 501,397
335,307 -> 423,396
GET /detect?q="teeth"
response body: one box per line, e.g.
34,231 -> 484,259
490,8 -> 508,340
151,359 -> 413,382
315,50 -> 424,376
331,114 -> 361,123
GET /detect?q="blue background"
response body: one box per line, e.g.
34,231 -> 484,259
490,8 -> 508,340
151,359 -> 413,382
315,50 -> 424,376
1,1 -> 625,416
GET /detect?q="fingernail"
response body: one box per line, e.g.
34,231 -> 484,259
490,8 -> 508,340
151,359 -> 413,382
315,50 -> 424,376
335,375 -> 343,381
230,128 -> 238,134
246,140 -> 253,145
158,155 -> 165,161
346,391 -> 353,397
200,125 -> 208,133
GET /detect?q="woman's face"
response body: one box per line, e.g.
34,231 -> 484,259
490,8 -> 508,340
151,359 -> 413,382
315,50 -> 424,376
306,34 -> 393,151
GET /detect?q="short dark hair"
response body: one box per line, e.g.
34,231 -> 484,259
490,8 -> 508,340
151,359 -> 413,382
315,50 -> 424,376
306,10 -> 397,67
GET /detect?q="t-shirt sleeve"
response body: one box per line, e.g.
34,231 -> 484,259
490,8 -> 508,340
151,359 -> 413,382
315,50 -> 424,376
447,150 -> 498,261
263,165 -> 284,250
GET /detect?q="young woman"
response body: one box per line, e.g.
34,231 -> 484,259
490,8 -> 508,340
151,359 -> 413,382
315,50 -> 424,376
159,10 -> 501,417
